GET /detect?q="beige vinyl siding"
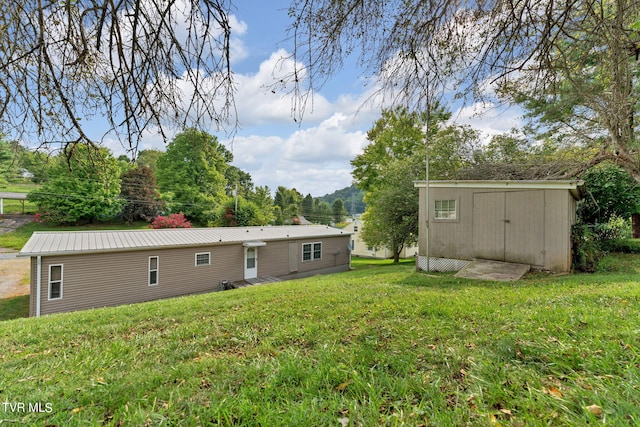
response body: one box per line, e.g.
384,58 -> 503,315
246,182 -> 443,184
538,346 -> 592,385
258,236 -> 351,277
30,235 -> 352,316
35,245 -> 245,316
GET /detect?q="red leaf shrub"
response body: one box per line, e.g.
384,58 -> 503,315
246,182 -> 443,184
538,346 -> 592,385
150,212 -> 192,229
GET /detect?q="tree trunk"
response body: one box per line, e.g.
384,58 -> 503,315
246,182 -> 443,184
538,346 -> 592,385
633,213 -> 640,238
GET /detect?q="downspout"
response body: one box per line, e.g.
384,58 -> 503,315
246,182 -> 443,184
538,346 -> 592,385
36,256 -> 41,317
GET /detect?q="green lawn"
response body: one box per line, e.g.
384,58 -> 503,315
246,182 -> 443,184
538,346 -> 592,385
0,295 -> 29,321
1,254 -> 639,426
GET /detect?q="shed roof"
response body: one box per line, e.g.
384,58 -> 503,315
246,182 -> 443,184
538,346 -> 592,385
414,180 -> 586,200
19,225 -> 350,257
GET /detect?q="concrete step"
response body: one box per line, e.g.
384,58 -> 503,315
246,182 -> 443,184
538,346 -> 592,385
454,259 -> 530,282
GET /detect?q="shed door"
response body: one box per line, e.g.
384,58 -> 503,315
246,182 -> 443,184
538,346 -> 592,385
473,192 -> 506,261
473,191 -> 545,266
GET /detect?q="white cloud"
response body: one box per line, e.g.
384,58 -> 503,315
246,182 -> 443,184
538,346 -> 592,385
453,102 -> 522,141
227,112 -> 369,196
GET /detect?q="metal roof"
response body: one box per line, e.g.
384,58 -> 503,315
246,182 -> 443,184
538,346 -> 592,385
414,179 -> 586,200
19,225 -> 351,257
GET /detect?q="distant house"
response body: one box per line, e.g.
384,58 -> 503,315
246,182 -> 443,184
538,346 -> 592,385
414,180 -> 585,273
19,225 -> 352,316
342,218 -> 418,259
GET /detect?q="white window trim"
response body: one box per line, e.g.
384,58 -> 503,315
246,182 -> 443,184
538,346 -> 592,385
302,242 -> 322,262
149,256 -> 159,286
195,252 -> 211,266
48,264 -> 63,301
434,199 -> 459,222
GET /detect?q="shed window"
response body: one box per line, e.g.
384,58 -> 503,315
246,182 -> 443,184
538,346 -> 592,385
302,242 -> 322,261
435,200 -> 457,220
149,256 -> 159,286
48,265 -> 63,300
195,252 -> 211,266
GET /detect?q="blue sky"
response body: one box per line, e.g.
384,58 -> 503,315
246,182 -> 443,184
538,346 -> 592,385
103,2 -> 522,197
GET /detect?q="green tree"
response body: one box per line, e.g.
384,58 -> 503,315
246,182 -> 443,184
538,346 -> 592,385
578,163 -> 640,224
248,185 -> 275,225
136,149 -> 164,173
352,106 -> 448,192
496,1 -> 640,179
216,196 -> 263,227
156,129 -> 230,224
0,139 -> 17,184
301,194 -> 315,222
28,145 -> 122,224
273,186 -> 302,225
332,198 -> 347,224
361,158 -> 420,263
225,166 -> 254,198
120,166 -> 165,223
20,150 -> 52,183
352,105 -> 472,191
313,200 -> 333,225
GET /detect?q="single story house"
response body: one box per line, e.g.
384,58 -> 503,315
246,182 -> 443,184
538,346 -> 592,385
343,218 -> 418,259
414,180 -> 585,273
19,225 -> 352,316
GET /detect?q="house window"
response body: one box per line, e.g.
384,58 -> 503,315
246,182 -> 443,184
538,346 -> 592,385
195,252 -> 211,266
354,225 -> 358,232
149,256 -> 159,286
48,265 -> 63,300
302,242 -> 322,261
435,199 -> 457,220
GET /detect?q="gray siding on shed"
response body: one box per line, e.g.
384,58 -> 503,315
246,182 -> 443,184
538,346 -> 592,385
29,234 -> 351,316
417,182 -> 581,272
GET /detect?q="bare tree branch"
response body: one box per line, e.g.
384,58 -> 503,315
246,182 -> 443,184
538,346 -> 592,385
0,0 -> 238,155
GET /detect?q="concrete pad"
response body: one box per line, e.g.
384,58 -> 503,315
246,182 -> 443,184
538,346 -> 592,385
454,259 -> 530,282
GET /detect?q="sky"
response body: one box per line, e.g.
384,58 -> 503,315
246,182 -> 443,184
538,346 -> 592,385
103,1 -> 522,198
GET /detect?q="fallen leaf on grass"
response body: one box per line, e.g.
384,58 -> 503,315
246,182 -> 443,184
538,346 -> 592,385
489,413 -> 504,426
499,409 -> 513,416
338,417 -> 350,427
71,407 -> 83,414
586,404 -> 603,416
543,387 -> 563,398
335,380 -> 352,392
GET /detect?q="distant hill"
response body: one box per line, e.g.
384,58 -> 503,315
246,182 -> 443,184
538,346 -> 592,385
318,184 -> 365,215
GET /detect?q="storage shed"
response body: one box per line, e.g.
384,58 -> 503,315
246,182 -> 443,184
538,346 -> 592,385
414,180 -> 585,273
19,225 -> 352,316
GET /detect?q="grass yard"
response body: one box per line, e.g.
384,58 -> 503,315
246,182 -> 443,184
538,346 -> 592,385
1,255 -> 639,426
0,295 -> 29,321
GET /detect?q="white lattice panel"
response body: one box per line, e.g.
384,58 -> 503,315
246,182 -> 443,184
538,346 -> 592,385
416,256 -> 470,272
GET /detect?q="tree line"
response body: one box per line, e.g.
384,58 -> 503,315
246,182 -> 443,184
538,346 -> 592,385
0,128 -> 351,227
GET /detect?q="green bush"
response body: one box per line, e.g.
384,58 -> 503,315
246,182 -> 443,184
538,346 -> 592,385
571,224 -> 603,272
572,216 -> 635,271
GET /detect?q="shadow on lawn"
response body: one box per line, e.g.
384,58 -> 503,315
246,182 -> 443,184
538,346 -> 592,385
0,295 -> 29,322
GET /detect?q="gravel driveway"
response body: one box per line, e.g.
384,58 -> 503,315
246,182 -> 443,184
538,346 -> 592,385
0,215 -> 33,298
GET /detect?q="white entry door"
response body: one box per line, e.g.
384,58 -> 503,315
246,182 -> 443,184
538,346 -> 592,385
244,247 -> 258,279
